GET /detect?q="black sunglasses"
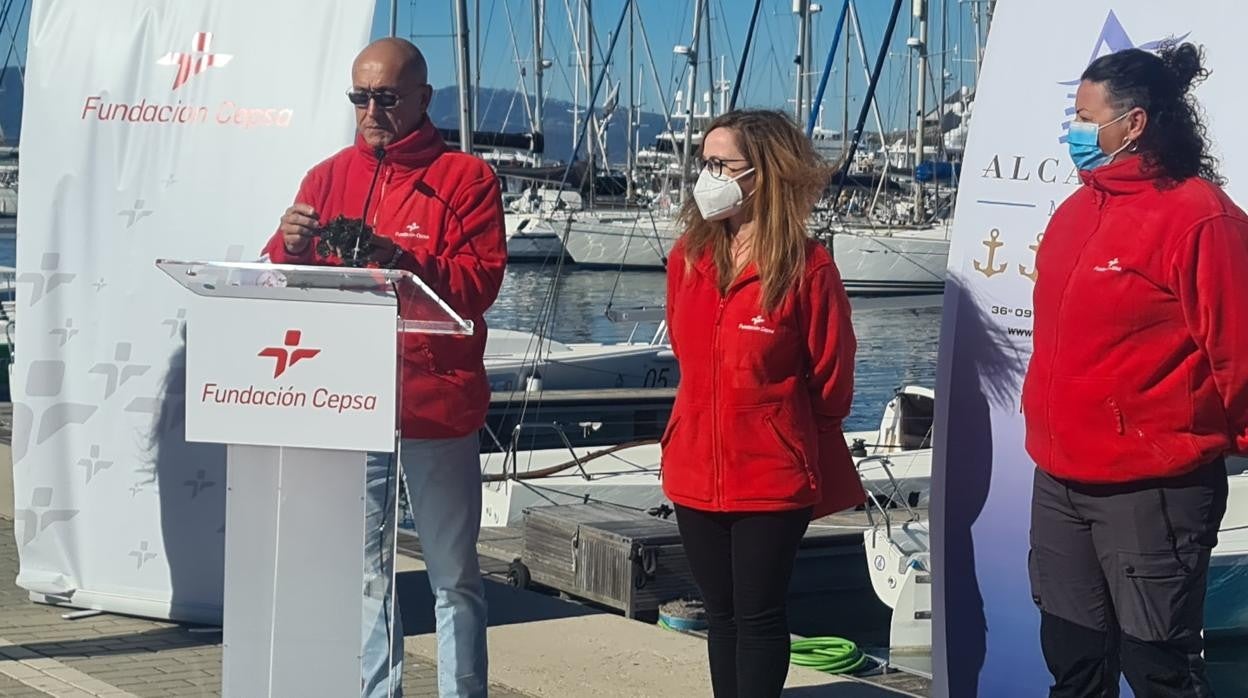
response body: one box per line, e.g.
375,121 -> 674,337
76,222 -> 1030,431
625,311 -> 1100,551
346,89 -> 404,110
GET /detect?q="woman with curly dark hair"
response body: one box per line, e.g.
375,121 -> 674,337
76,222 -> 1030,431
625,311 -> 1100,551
1023,43 -> 1248,696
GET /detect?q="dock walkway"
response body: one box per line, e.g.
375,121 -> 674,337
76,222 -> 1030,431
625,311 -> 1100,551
0,517 -> 536,697
1,397 -> 922,697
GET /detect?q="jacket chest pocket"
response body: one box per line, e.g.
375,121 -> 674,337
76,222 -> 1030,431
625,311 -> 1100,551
728,321 -> 800,387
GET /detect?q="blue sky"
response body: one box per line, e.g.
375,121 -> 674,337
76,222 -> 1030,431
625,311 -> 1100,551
0,0 -> 984,133
370,0 -> 985,133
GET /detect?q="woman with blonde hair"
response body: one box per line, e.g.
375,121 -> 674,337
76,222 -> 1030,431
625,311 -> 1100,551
662,109 -> 863,697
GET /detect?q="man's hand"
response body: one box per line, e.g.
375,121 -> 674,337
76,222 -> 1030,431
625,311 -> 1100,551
279,203 -> 319,255
366,234 -> 402,266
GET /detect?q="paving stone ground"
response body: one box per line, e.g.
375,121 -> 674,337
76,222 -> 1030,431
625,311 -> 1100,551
0,517 -> 531,697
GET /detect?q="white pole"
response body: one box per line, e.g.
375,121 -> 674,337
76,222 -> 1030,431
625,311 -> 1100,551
454,0 -> 475,154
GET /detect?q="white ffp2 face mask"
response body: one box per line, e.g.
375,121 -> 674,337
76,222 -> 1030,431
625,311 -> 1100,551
692,166 -> 755,221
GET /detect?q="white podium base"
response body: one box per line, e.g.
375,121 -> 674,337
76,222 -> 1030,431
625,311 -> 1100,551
221,445 -> 368,697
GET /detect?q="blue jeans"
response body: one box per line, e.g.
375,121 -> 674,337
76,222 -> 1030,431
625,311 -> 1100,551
362,434 -> 489,697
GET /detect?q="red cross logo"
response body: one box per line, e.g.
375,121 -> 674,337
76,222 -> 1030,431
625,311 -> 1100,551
156,32 -> 234,90
258,330 -> 321,379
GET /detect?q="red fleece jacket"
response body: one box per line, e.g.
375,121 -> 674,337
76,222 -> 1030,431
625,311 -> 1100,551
1023,156 -> 1248,483
662,240 -> 865,517
263,120 -> 507,439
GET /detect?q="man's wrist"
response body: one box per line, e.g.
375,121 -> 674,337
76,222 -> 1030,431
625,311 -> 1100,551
284,238 -> 311,256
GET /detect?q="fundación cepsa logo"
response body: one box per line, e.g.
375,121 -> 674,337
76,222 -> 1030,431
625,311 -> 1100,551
157,32 -> 234,90
738,315 -> 776,335
258,329 -> 320,378
81,31 -> 294,130
200,329 -> 379,414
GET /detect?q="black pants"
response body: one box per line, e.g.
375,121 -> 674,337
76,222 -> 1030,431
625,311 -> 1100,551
1029,459 -> 1228,698
675,504 -> 812,698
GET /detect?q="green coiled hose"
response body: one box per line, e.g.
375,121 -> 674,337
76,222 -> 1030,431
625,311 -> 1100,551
789,636 -> 867,675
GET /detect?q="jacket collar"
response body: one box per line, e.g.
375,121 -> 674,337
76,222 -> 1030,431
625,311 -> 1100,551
1079,155 -> 1160,196
689,244 -> 759,289
353,117 -> 446,169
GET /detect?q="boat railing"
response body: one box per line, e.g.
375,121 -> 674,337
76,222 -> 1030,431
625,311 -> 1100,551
857,454 -> 921,540
503,422 -> 588,482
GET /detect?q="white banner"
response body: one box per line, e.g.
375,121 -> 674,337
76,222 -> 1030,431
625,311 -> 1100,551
933,3 -> 1248,695
13,0 -> 373,622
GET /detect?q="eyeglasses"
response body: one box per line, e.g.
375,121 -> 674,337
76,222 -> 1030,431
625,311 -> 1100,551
346,89 -> 406,110
697,156 -> 750,178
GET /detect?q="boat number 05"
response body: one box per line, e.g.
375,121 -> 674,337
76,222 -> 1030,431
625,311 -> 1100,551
991,305 -> 1033,319
643,368 -> 672,388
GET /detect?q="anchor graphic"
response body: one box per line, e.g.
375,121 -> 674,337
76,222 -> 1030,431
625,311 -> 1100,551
1019,233 -> 1044,282
974,229 -> 1008,278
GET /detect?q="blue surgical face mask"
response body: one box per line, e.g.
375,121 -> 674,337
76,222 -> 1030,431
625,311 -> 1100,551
1067,110 -> 1134,171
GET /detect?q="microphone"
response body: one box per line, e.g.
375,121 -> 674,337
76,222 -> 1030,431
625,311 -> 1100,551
353,145 -> 387,262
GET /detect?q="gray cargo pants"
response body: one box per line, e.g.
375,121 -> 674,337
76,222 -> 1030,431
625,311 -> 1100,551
1029,459 -> 1228,698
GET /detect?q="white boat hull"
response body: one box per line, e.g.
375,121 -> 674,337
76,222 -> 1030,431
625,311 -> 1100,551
504,214 -> 568,263
480,443 -> 666,528
478,436 -> 930,528
1207,466 -> 1248,634
484,329 -> 677,393
557,213 -> 677,271
557,214 -> 949,295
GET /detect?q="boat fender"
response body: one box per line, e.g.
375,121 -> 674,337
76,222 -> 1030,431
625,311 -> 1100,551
524,371 -> 543,393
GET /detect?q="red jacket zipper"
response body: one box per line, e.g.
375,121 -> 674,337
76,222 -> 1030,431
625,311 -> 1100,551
712,296 -> 726,508
1045,191 -> 1109,464
372,166 -> 392,231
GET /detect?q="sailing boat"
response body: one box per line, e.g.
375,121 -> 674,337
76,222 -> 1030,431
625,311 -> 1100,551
547,0 -> 956,297
479,385 -> 937,527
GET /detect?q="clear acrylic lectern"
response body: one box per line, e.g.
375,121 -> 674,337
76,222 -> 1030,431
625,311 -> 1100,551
157,260 -> 472,698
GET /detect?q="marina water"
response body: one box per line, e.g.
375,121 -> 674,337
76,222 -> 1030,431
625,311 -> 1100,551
488,266 -> 940,433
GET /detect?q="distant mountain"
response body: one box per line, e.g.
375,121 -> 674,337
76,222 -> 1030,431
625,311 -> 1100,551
429,84 -> 671,165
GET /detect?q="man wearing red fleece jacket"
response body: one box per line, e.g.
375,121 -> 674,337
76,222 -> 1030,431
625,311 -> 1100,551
262,38 -> 505,698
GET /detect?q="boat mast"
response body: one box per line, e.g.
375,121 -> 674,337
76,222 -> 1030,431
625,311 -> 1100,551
389,0 -> 398,36
718,56 -> 728,117
911,0 -> 928,224
533,0 -> 546,166
729,0 -> 764,112
570,0 -> 581,163
475,0 -> 482,126
831,0 -> 906,205
584,0 -> 596,208
704,1 -> 714,118
842,8 -> 851,157
805,4 -> 815,121
971,0 -> 985,82
679,0 -> 705,209
626,0 -> 636,201
794,0 -> 811,122
848,0 -> 896,212
454,0 -> 474,154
